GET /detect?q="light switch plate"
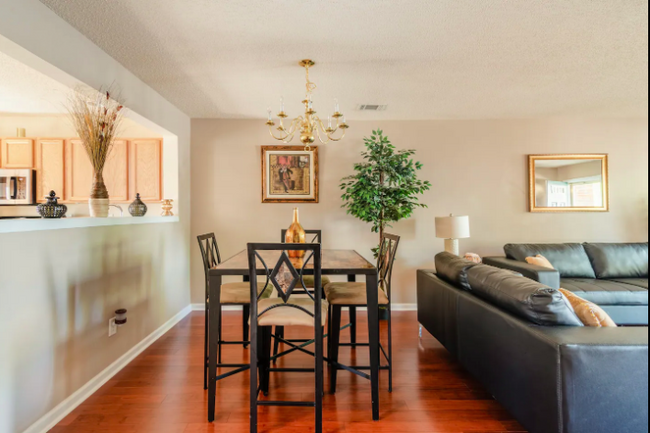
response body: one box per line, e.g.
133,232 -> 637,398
109,317 -> 118,337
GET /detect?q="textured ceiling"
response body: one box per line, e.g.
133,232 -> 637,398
39,0 -> 648,120
0,51 -> 69,114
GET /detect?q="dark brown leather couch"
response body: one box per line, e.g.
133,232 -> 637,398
484,243 -> 648,325
417,252 -> 649,433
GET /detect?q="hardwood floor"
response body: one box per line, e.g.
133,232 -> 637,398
52,311 -> 527,433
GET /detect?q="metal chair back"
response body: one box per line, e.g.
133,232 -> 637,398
247,243 -> 322,311
377,233 -> 401,303
197,233 -> 222,289
280,229 -> 322,244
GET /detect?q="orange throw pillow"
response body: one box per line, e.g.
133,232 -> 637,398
464,253 -> 482,264
559,289 -> 618,328
526,255 -> 555,269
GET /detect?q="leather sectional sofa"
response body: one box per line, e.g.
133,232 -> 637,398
484,243 -> 648,325
417,251 -> 648,433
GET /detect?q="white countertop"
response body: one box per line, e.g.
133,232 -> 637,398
0,215 -> 180,234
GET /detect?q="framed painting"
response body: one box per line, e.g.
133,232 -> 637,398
262,146 -> 319,203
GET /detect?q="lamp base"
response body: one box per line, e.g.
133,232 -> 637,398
444,239 -> 460,256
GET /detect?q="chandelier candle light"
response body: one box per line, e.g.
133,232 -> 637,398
266,60 -> 349,150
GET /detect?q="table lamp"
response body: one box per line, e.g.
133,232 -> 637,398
435,214 -> 470,256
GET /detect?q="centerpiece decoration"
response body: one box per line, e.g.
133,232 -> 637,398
285,207 -> 306,258
128,193 -> 148,217
340,129 -> 431,257
66,87 -> 124,217
37,191 -> 68,219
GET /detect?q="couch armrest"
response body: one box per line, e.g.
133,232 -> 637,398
483,256 -> 561,288
417,270 -> 461,358
540,327 -> 649,433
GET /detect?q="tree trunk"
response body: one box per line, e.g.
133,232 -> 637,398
379,170 -> 385,249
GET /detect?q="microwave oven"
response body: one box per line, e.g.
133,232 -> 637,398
0,169 -> 37,205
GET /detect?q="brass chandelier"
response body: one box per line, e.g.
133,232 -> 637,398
266,59 -> 349,150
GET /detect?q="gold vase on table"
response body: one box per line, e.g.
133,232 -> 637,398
285,208 -> 306,258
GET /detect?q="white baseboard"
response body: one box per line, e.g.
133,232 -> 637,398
191,303 -> 417,312
192,303 -> 242,311
23,305 -> 193,433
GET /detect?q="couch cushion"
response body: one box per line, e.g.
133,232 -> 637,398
435,252 -> 478,290
504,243 -> 596,279
466,265 -> 583,326
561,278 -> 649,306
609,279 -> 649,290
583,243 -> 649,279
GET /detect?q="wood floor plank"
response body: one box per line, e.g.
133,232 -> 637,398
51,312 -> 527,433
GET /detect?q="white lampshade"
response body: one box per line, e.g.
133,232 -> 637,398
435,215 -> 470,239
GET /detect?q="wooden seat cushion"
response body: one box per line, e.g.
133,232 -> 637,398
218,282 -> 273,305
324,282 -> 389,306
256,298 -> 329,327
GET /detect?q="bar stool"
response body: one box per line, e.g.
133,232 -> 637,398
197,233 -> 273,390
326,233 -> 400,393
274,230 -> 333,359
247,242 -> 327,433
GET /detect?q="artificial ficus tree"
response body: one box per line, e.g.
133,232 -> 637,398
340,130 -> 431,256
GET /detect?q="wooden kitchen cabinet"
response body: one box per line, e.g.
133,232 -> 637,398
65,139 -> 130,202
35,139 -> 65,202
130,139 -> 162,201
104,140 -> 129,202
1,136 -> 162,204
65,139 -> 93,202
1,138 -> 34,168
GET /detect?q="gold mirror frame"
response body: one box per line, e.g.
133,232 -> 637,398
529,154 -> 610,213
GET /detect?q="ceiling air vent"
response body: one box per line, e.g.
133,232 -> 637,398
357,104 -> 388,111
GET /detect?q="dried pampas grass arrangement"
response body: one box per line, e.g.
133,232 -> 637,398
66,87 -> 125,199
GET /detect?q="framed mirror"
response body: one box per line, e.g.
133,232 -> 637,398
529,154 -> 609,213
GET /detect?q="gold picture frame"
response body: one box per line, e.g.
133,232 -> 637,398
262,146 -> 319,203
528,154 -> 609,213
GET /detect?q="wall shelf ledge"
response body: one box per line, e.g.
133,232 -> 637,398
0,215 -> 179,234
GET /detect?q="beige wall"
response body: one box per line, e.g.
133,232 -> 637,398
0,114 -> 162,138
191,118 -> 648,305
0,1 -> 191,432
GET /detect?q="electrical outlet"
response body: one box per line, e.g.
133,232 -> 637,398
109,317 -> 118,337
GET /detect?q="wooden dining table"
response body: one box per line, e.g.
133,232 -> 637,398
207,249 -> 381,422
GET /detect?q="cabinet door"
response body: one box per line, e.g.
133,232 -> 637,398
66,140 -> 130,202
65,139 -> 93,202
1,139 -> 34,168
131,139 -> 162,201
104,140 -> 129,202
36,139 -> 65,202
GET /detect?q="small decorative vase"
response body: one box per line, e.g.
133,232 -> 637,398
89,171 -> 110,217
128,193 -> 148,217
285,208 -> 306,258
37,191 -> 68,219
161,199 -> 174,217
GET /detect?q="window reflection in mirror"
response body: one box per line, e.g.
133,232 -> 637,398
529,155 -> 609,212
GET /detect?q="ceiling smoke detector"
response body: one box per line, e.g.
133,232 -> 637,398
357,104 -> 388,112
